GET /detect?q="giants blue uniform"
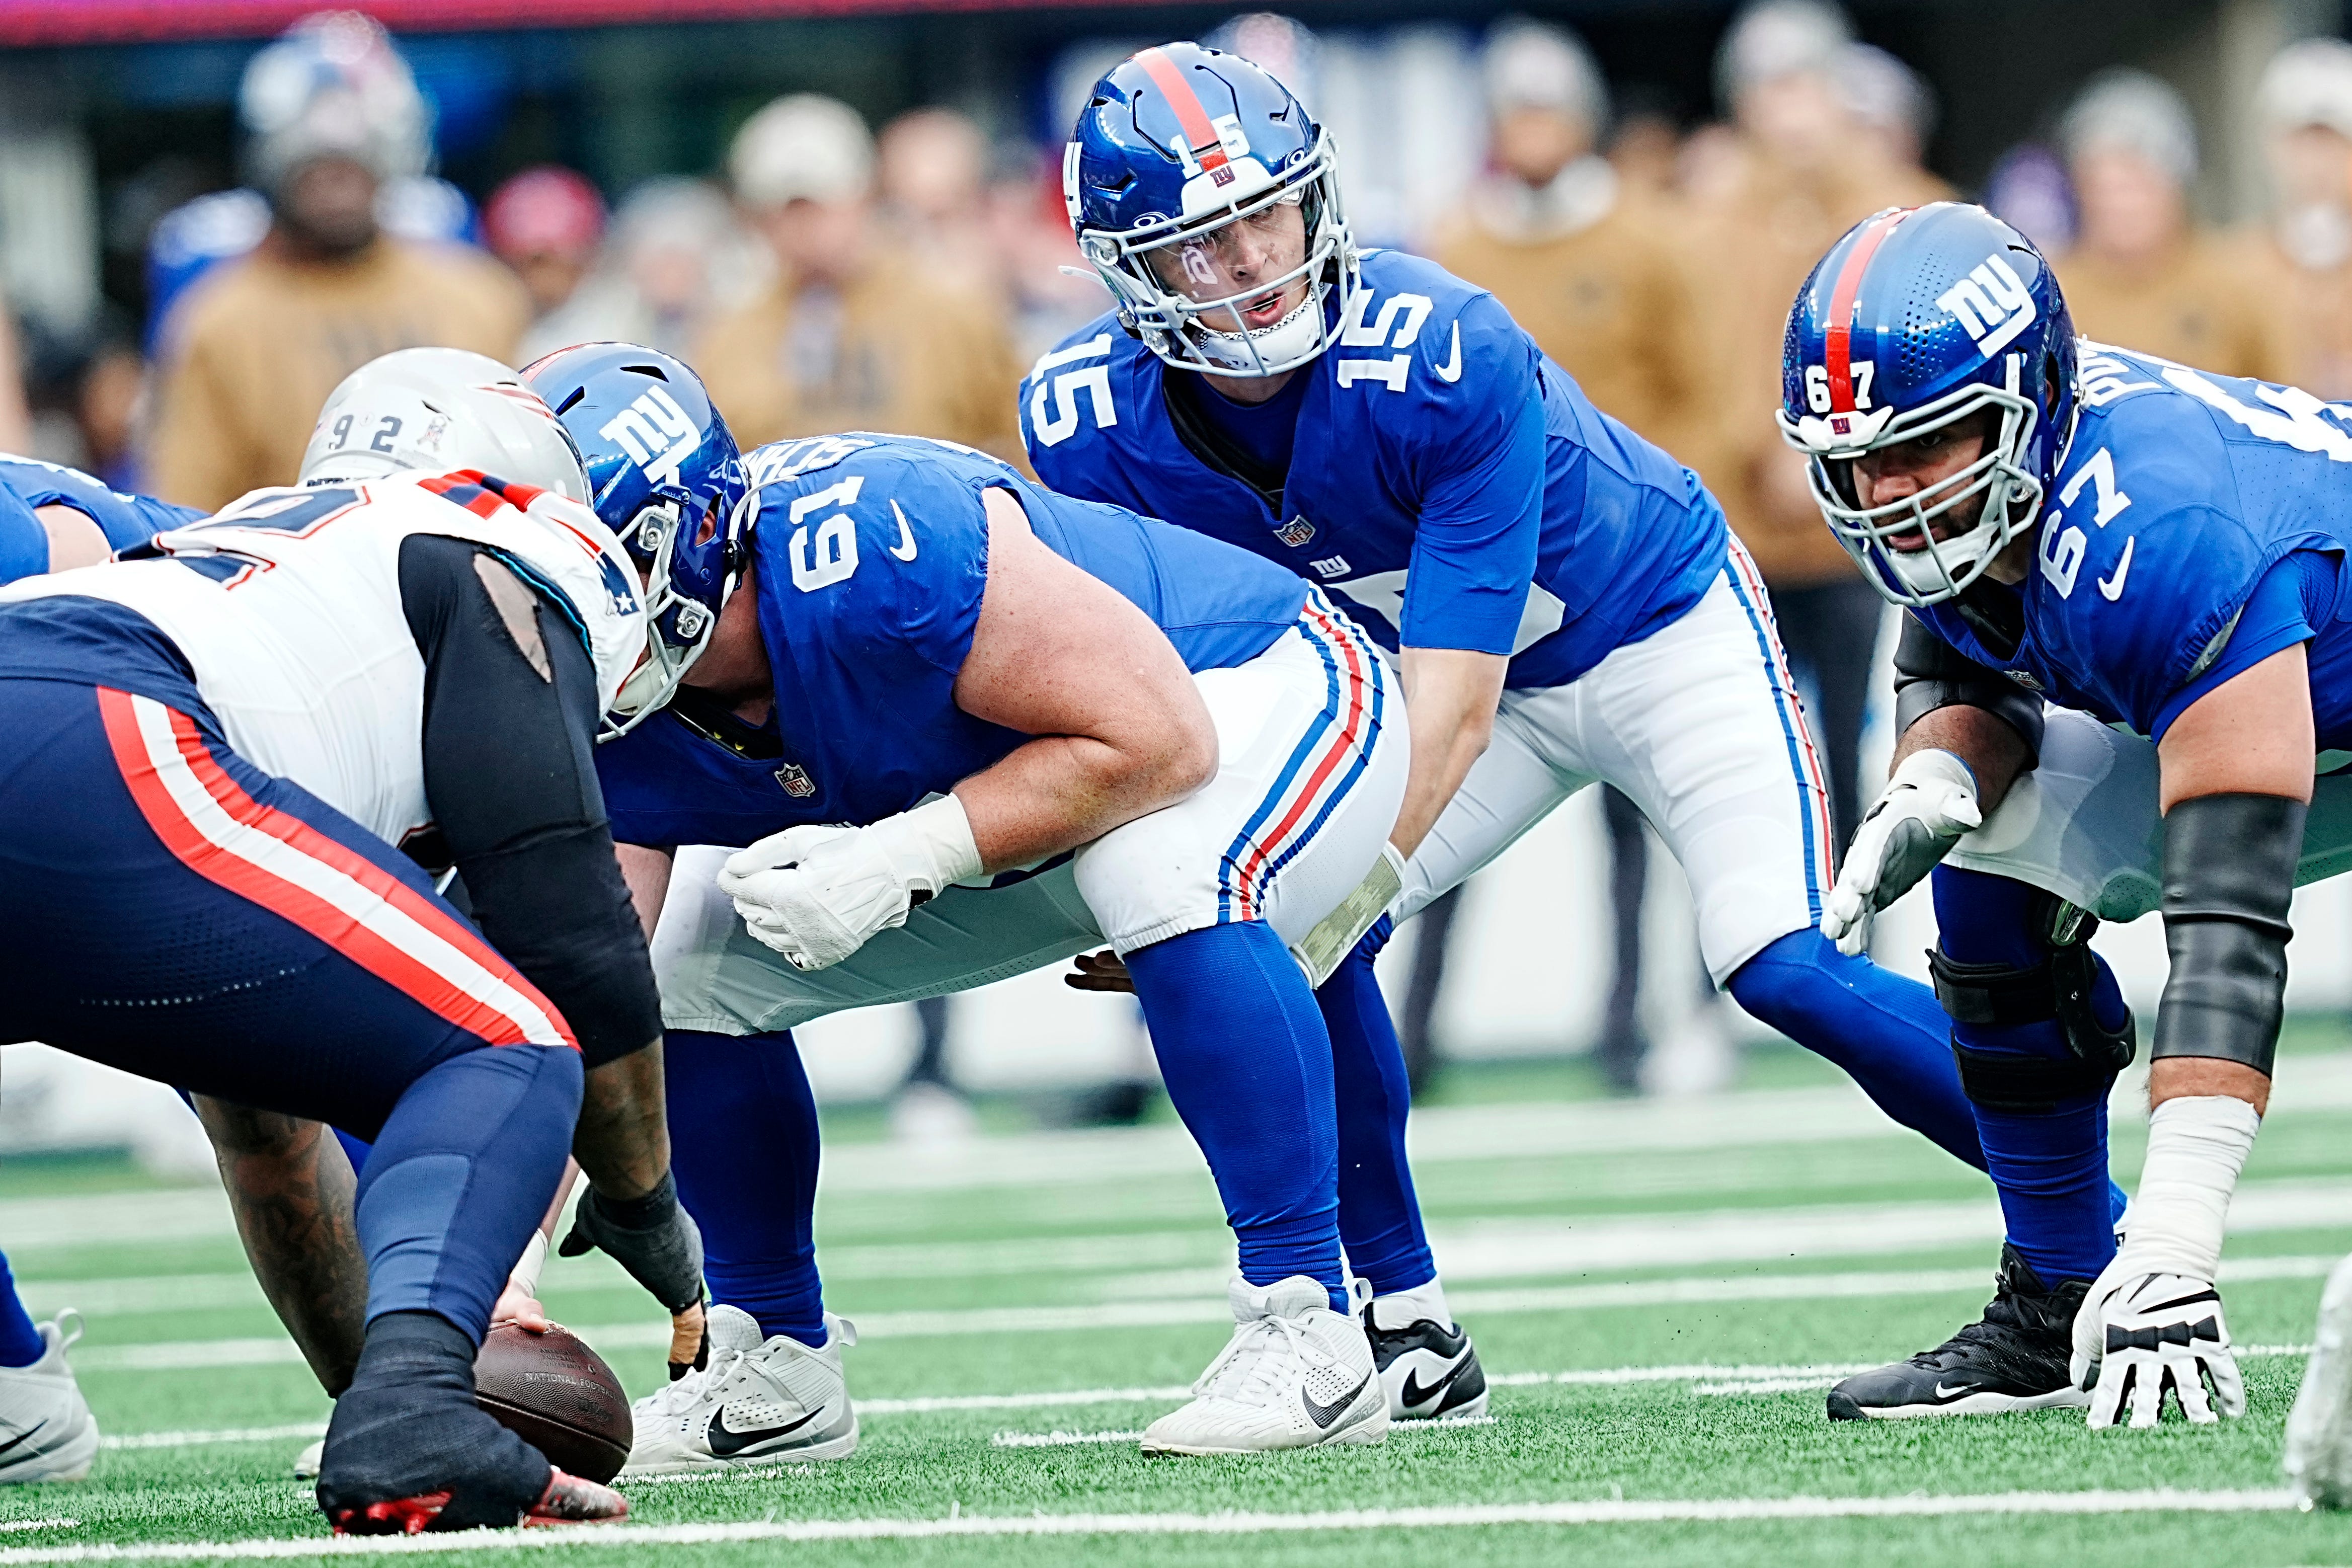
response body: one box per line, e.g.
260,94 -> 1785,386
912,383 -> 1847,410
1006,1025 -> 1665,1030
1020,249 -> 1726,689
0,457 -> 201,584
1914,343 -> 2352,745
597,434 -> 1309,847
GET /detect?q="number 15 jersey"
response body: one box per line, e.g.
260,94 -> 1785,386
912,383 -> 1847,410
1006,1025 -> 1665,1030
1021,247 -> 1727,691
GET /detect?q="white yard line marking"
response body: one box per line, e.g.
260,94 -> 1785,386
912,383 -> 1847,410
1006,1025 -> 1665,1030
70,1254 -> 2349,1372
0,1489 -> 2305,1559
99,1424 -> 322,1452
988,1415 -> 1497,1448
862,1386 -> 1190,1415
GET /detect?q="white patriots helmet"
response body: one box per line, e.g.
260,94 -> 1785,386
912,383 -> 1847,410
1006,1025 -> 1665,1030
300,347 -> 591,504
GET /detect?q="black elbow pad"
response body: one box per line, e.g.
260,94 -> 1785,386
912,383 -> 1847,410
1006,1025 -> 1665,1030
2151,792 -> 2305,1076
1892,614 -> 2044,762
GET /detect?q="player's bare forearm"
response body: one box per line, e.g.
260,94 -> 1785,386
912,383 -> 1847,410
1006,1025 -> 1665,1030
1390,646 -> 1508,860
1894,703 -> 2032,814
193,1097 -> 366,1396
616,842 -> 675,941
955,728 -> 1212,871
573,1042 -> 670,1202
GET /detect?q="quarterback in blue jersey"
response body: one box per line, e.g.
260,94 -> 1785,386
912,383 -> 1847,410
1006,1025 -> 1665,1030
0,455 -> 201,584
1024,37 -> 1996,1354
538,348 -> 1435,1461
1780,200 -> 2352,1448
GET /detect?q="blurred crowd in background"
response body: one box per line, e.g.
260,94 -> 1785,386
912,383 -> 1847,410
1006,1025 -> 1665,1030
9,0 -> 2352,1123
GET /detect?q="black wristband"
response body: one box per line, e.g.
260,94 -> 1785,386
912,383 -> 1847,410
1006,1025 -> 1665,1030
590,1170 -> 679,1232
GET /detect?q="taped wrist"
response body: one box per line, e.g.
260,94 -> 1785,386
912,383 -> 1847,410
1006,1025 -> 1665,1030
1893,614 -> 2044,762
1929,896 -> 2135,1113
2152,793 -> 2304,1076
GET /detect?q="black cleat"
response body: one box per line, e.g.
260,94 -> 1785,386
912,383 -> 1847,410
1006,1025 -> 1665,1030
1827,1245 -> 2092,1420
1366,1314 -> 1489,1421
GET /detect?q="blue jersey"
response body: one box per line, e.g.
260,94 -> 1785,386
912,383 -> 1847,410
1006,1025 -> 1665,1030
596,434 -> 1309,848
1020,248 -> 1726,691
0,456 -> 203,586
1915,343 -> 2352,750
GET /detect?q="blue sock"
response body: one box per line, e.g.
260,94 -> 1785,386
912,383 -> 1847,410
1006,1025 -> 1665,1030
1317,946 -> 1436,1295
0,1252 -> 42,1368
1125,921 -> 1346,1310
666,1030 -> 826,1347
1931,868 -> 2122,1284
355,1043 -> 581,1340
1728,928 -> 1987,1169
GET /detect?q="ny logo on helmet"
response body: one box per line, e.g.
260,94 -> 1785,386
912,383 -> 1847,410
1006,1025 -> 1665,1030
1936,253 -> 2036,358
599,387 -> 701,489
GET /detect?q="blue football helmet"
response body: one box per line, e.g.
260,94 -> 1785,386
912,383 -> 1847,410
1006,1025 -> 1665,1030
1779,201 -> 2080,607
1066,41 -> 1356,378
523,342 -> 748,739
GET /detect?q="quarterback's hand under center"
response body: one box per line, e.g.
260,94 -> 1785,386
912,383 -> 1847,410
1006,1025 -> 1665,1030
1820,748 -> 1982,956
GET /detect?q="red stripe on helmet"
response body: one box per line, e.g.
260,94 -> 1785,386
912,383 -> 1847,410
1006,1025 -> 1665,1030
1822,207 -> 1914,414
1134,46 -> 1229,172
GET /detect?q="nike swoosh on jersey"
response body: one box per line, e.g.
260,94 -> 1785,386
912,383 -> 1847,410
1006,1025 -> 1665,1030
1301,1370 -> 1372,1430
705,1403 -> 825,1456
1399,1357 -> 1472,1410
2097,534 -> 2134,600
1433,322 -> 1462,384
889,500 -> 918,562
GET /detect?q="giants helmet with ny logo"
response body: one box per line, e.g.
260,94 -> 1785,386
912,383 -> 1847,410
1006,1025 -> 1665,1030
1779,201 -> 2079,607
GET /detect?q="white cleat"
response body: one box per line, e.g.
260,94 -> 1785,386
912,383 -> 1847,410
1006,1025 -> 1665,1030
1365,1305 -> 1489,1422
291,1438 -> 323,1480
622,1304 -> 857,1475
0,1314 -> 97,1484
1141,1276 -> 1389,1456
2288,1252 -> 2352,1506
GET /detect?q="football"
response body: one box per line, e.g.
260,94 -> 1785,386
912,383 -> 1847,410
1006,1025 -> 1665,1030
473,1324 -> 634,1485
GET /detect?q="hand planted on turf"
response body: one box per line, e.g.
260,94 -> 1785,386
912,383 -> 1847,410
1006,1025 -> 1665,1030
1820,749 -> 1981,956
1066,949 -> 1134,993
2071,1266 -> 2244,1428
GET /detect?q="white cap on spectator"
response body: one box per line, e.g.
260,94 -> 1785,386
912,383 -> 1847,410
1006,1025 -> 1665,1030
729,94 -> 875,209
1484,17 -> 1609,130
1715,0 -> 1850,107
2261,37 -> 2352,138
2061,68 -> 2198,184
239,11 -> 431,193
1836,42 -> 1933,144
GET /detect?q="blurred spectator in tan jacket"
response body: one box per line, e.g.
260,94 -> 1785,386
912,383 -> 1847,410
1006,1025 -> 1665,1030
146,13 -> 527,511
2053,69 -> 2284,380
1693,3 -> 1945,851
485,167 -> 606,345
2247,40 -> 2352,397
695,95 -> 1023,460
524,179 -> 754,365
1432,20 -> 1712,465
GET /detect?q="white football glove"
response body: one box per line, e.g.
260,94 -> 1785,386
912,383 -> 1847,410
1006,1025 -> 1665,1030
718,797 -> 982,972
1820,748 -> 1982,956
2071,1265 -> 2243,1428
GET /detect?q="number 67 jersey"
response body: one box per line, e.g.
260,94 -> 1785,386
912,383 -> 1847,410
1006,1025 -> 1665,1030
1911,342 -> 2352,749
1021,247 -> 1726,692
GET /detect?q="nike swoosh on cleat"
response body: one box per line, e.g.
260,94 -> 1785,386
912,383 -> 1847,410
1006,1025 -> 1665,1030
0,1420 -> 46,1461
706,1404 -> 824,1457
1400,1359 -> 1472,1410
1933,1383 -> 1970,1400
1302,1371 -> 1372,1430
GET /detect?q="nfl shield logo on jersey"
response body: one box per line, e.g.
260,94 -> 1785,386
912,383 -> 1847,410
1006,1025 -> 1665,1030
774,763 -> 816,798
1275,516 -> 1316,548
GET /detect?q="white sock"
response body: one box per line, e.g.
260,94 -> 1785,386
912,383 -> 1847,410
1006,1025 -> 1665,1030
1370,1278 -> 1452,1332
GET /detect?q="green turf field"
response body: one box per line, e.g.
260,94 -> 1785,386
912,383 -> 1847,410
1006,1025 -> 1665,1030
11,1030 -> 2352,1565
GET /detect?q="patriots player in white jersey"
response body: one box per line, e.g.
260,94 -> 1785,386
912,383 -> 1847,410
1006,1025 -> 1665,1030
0,350 -> 702,1531
1022,42 -> 2018,1386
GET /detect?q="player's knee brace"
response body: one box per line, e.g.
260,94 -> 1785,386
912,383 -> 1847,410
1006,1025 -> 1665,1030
1928,872 -> 2134,1114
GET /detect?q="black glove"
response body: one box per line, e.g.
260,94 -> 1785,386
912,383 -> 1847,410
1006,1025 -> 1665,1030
558,1171 -> 705,1314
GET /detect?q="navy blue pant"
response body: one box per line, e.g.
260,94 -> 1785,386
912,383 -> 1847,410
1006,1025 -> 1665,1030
0,678 -> 580,1342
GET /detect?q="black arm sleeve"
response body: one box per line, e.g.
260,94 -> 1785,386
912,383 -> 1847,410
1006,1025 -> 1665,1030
1892,612 -> 2046,764
399,533 -> 661,1067
2150,791 -> 2304,1076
